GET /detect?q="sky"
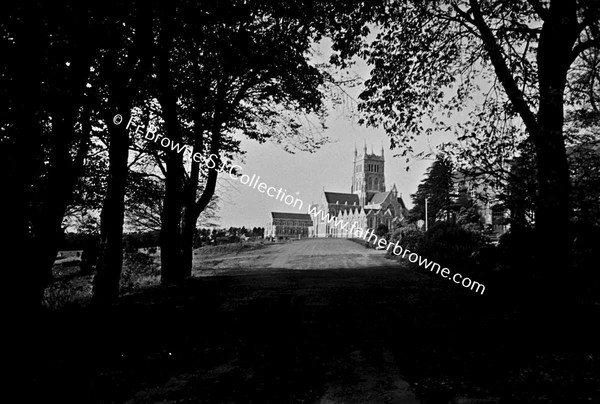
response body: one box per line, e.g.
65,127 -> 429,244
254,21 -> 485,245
210,39 -> 454,229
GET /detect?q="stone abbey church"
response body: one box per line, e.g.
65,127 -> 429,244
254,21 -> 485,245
310,144 -> 409,237
266,145 -> 409,239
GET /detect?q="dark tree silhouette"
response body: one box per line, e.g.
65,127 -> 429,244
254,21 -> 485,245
410,157 -> 454,229
1,2 -> 99,311
92,2 -> 154,304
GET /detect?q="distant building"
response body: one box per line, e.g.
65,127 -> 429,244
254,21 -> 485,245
265,212 -> 313,240
444,171 -> 510,238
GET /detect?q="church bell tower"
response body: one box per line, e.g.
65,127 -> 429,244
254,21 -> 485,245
351,143 -> 386,205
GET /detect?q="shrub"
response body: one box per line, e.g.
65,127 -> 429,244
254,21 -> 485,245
375,223 -> 389,237
386,227 -> 424,257
400,229 -> 425,251
456,203 -> 484,230
42,281 -> 72,310
418,221 -> 486,270
387,222 -> 493,273
120,251 -> 160,293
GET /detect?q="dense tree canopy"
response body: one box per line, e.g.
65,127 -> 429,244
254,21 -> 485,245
329,0 -> 600,290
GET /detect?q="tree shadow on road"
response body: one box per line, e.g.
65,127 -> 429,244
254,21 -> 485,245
24,266 -> 600,403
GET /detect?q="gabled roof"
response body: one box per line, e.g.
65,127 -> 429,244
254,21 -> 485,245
397,196 -> 407,211
341,207 -> 361,216
367,191 -> 390,205
271,212 -> 312,221
343,207 -> 360,215
324,191 -> 360,205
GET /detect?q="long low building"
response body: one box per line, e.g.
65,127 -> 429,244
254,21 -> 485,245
265,212 -> 313,240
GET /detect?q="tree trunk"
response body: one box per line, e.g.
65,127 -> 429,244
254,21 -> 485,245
180,205 -> 197,278
156,97 -> 186,283
91,3 -> 152,303
531,1 -> 580,300
179,116 -> 205,278
179,123 -> 222,277
160,153 -> 185,283
466,0 -> 585,309
471,0 -> 579,289
533,101 -> 571,269
155,10 -> 188,284
92,113 -> 130,304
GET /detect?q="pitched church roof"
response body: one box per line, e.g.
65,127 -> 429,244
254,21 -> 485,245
324,192 -> 360,205
367,191 -> 391,205
271,212 -> 312,221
